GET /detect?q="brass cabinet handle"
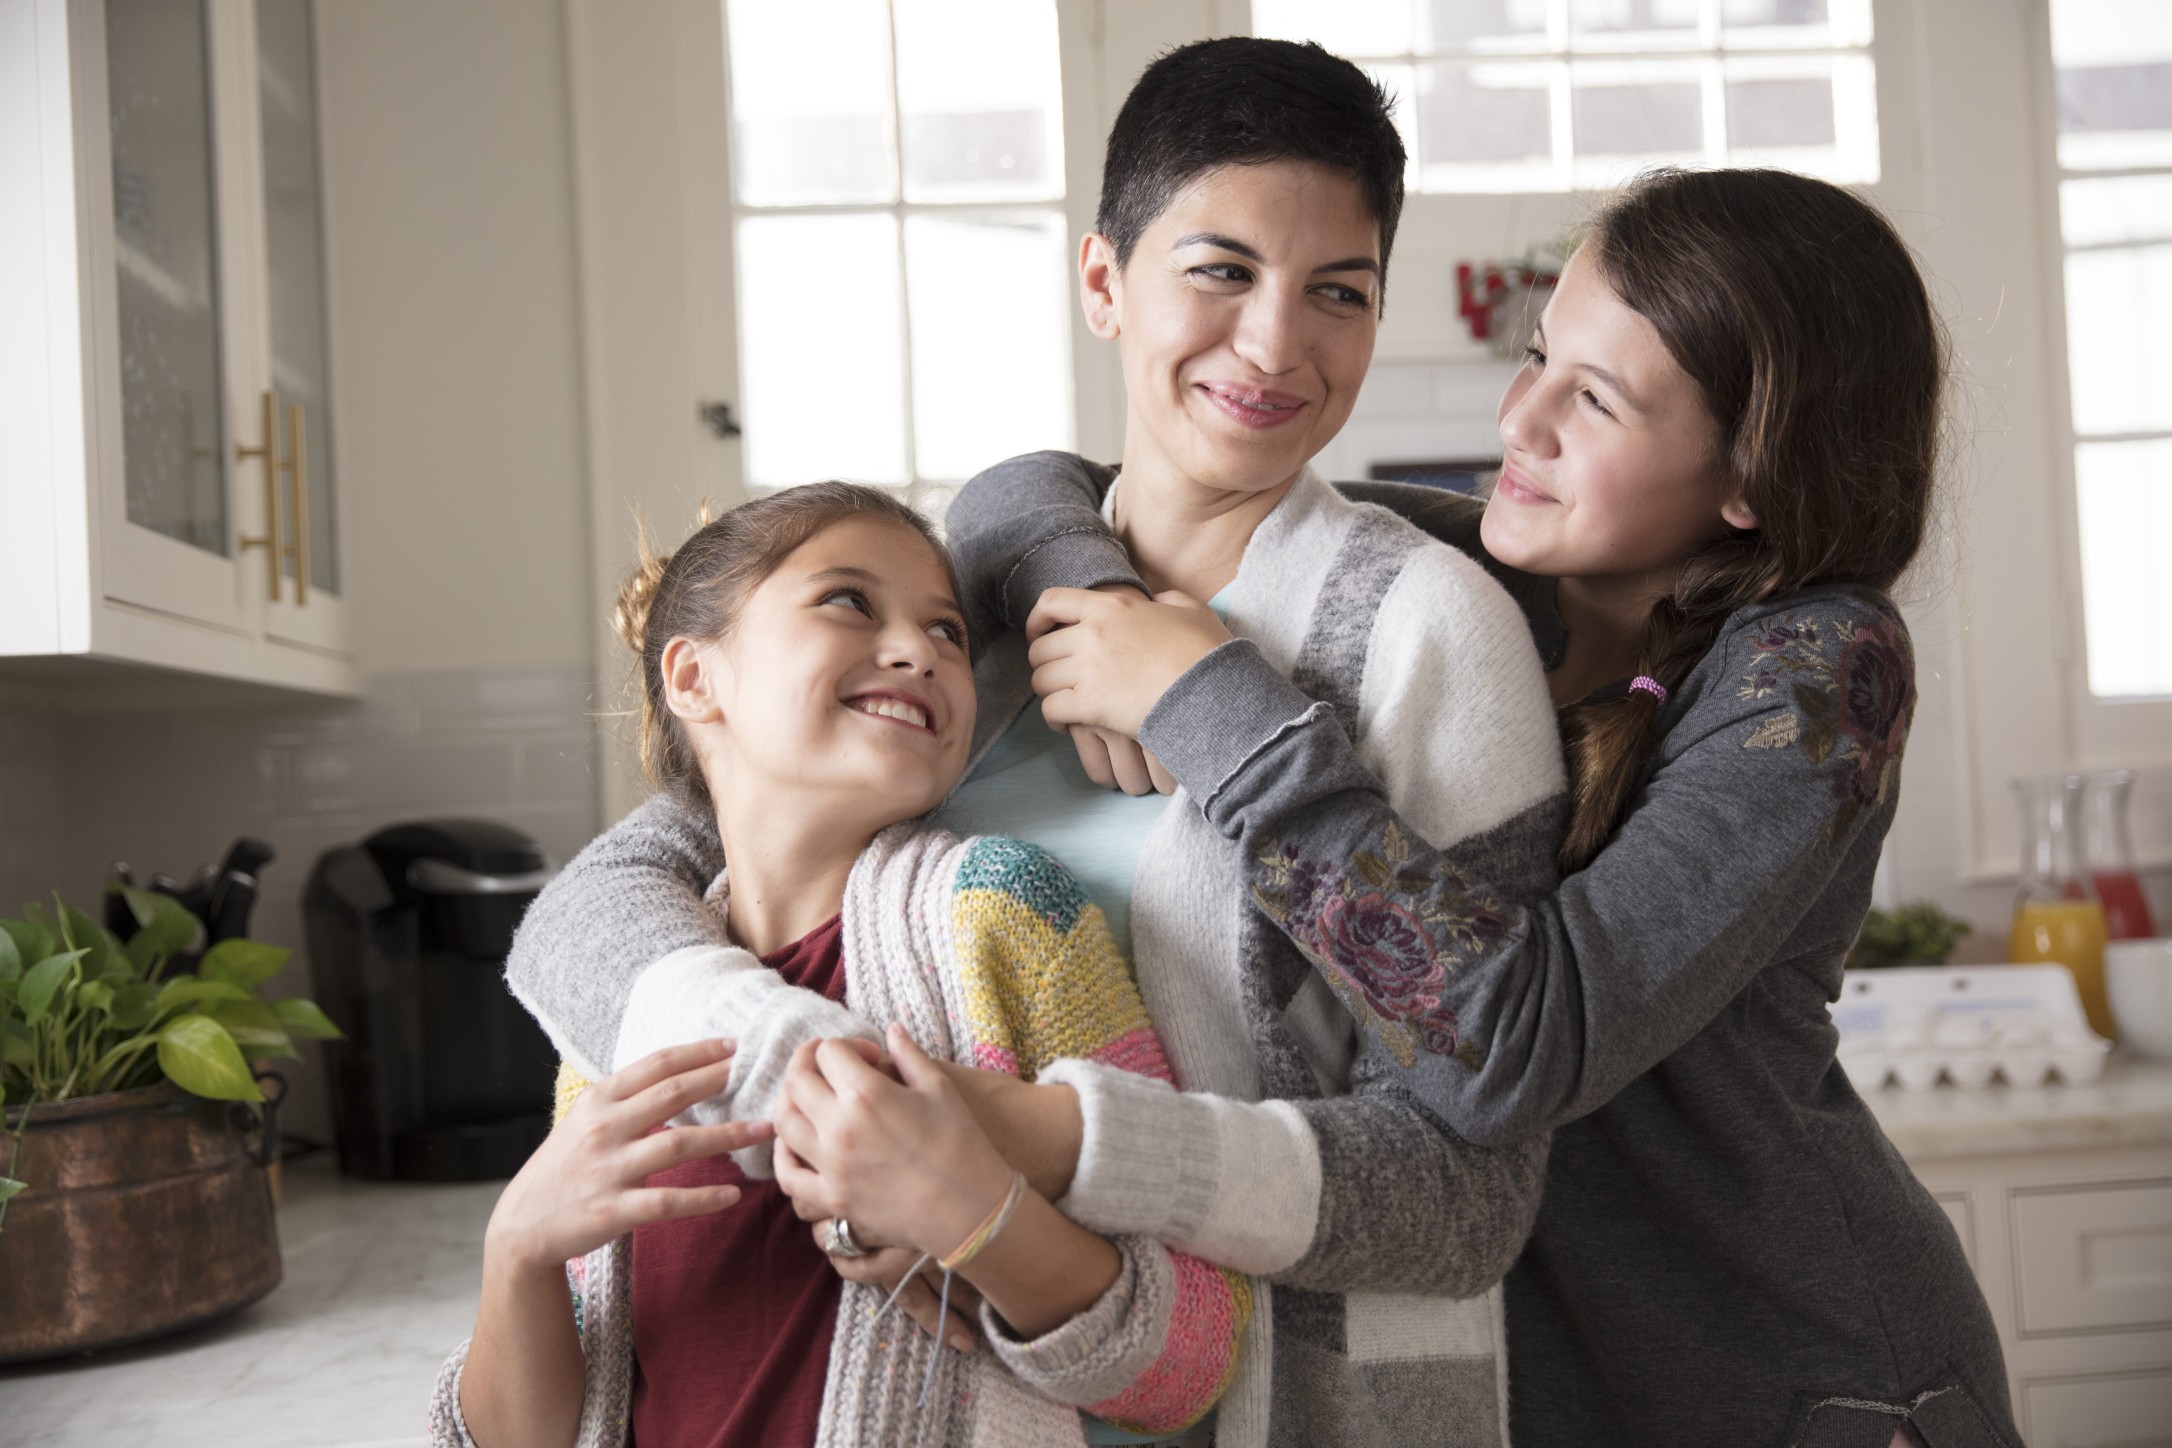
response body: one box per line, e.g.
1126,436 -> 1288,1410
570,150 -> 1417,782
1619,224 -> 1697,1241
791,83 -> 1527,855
283,403 -> 308,605
235,389 -> 281,602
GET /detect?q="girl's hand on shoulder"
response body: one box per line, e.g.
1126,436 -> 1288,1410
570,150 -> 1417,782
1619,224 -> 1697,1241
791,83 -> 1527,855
1026,586 -> 1232,740
773,1025 -> 1016,1261
483,1039 -> 772,1278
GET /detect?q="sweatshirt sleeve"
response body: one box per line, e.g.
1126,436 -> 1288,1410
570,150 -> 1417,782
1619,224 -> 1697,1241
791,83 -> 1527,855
945,450 -> 1138,649
1141,588 -> 1916,1147
503,791 -> 880,1176
1035,544 -> 1561,1299
952,838 -> 1246,1432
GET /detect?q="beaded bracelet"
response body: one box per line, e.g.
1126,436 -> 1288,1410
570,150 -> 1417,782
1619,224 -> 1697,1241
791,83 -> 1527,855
938,1171 -> 1027,1272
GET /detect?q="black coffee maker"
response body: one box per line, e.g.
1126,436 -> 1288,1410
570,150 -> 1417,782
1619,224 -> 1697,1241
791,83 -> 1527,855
304,819 -> 558,1181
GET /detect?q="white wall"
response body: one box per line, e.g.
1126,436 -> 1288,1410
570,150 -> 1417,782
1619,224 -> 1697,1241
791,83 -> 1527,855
319,0 -> 593,675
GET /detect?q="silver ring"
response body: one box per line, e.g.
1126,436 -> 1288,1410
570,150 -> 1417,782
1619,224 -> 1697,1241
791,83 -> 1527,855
825,1218 -> 867,1259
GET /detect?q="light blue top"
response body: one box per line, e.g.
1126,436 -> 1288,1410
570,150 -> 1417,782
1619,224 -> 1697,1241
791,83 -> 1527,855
931,589 -> 1230,1448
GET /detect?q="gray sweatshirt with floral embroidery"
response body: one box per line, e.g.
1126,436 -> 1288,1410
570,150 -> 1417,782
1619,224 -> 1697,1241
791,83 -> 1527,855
948,455 -> 2019,1448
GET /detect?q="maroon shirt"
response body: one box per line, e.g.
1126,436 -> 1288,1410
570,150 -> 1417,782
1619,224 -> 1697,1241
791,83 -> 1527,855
630,915 -> 847,1448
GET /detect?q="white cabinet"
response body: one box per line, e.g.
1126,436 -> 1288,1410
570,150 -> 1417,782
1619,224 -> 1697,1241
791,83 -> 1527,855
1,0 -> 355,697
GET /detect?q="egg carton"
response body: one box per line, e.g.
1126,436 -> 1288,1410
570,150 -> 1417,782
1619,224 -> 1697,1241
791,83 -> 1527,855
1830,964 -> 2111,1090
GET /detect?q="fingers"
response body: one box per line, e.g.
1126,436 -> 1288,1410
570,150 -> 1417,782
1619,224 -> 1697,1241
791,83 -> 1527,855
812,1036 -> 895,1093
1068,725 -> 1116,786
624,1118 -> 772,1178
1151,589 -> 1207,610
891,1274 -> 979,1353
884,1023 -> 946,1090
600,1038 -> 734,1102
620,1182 -> 743,1230
1144,747 -> 1177,796
1100,732 -> 1155,795
615,1050 -> 740,1134
1025,587 -> 1096,643
780,1039 -> 838,1117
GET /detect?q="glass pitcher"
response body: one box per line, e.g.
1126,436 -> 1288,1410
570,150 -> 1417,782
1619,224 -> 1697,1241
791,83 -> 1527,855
2079,769 -> 2156,941
2009,775 -> 2115,1039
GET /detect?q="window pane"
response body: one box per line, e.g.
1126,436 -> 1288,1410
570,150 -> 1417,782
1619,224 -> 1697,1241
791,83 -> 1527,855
2065,243 -> 2172,436
893,0 -> 1063,203
2074,438 -> 2172,698
106,0 -> 229,557
1416,60 -> 1557,187
904,213 -> 1072,481
737,215 -> 907,486
1569,0 -> 1703,52
258,0 -> 340,595
2062,175 -> 2172,248
726,0 -> 895,205
1420,0 -> 1549,54
1572,62 -> 1706,161
1252,0 -> 1414,56
2051,0 -> 2172,170
1725,59 -> 1833,147
1721,0 -> 1873,48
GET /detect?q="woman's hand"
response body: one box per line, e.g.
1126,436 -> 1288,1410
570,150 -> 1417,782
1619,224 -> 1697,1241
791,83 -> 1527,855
1027,587 -> 1233,740
805,1218 -> 985,1352
773,1025 -> 1017,1263
484,1038 -> 772,1277
1066,725 -> 1176,796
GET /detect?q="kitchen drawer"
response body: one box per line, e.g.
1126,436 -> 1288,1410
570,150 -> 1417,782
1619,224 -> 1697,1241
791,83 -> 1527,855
2011,1180 -> 2172,1336
2021,1368 -> 2172,1447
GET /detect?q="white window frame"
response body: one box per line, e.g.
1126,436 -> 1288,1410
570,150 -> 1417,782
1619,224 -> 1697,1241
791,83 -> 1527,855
2029,0 -> 2172,861
1253,0 -> 1880,193
718,0 -> 1080,498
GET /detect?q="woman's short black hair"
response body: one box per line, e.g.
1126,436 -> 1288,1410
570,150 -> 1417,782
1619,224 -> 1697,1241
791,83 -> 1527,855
1095,37 -> 1407,281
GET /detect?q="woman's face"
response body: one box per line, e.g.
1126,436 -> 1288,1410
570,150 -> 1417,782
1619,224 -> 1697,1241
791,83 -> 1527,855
1481,247 -> 1755,586
669,517 -> 976,832
1086,160 -> 1381,497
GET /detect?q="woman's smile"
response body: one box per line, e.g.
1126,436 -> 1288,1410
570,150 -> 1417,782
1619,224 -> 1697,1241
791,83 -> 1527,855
1196,380 -> 1311,430
1494,463 -> 1559,507
843,688 -> 936,734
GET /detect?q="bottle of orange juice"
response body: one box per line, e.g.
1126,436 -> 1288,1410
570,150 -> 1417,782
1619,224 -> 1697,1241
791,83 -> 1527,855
2009,775 -> 2114,1039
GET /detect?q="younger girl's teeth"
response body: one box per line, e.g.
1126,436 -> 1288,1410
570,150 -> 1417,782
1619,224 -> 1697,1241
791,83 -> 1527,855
854,697 -> 929,729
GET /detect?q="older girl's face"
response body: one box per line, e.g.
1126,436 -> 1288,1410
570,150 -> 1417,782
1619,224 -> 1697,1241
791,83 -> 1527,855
1083,160 -> 1381,496
667,517 -> 976,830
1481,247 -> 1756,586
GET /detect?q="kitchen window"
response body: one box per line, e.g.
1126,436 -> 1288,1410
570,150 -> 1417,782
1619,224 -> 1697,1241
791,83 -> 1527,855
1250,0 -> 1880,192
2049,0 -> 2172,698
722,0 -> 1076,492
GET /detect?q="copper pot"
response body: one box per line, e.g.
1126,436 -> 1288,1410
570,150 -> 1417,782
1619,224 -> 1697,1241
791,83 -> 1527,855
0,1083 -> 282,1364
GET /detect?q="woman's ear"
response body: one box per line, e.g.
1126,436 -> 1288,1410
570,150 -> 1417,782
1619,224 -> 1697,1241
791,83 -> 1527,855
1079,232 -> 1121,341
661,635 -> 725,725
1721,494 -> 1760,531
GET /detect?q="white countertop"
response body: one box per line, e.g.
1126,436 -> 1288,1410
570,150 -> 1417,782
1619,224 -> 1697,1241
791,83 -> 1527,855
0,1153 -> 500,1448
1864,1052 -> 2172,1161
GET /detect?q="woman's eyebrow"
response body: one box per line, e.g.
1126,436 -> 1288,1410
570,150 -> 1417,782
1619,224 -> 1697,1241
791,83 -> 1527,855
1172,231 -> 1378,277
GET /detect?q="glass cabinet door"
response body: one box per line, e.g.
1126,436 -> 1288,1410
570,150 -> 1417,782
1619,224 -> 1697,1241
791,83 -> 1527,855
104,0 -> 229,559
256,0 -> 339,606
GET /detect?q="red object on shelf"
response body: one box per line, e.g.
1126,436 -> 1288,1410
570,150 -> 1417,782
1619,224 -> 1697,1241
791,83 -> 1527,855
1456,259 -> 1560,348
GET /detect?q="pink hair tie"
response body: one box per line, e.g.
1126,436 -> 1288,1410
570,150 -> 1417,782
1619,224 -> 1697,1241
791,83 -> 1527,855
1629,675 -> 1668,705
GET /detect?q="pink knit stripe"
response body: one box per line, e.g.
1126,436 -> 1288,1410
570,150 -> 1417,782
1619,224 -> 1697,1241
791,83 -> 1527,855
970,1041 -> 1022,1077
1087,1026 -> 1173,1084
1085,1253 -> 1246,1432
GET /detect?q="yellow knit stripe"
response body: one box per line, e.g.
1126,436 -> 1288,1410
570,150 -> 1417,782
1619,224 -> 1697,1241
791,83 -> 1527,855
949,887 -> 1154,1082
555,1059 -> 591,1126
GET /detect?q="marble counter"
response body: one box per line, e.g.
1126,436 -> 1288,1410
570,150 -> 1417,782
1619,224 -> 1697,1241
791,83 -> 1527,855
0,1153 -> 500,1448
1864,1053 -> 2172,1161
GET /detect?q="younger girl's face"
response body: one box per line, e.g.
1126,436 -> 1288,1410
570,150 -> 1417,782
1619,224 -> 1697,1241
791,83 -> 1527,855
674,516 -> 976,831
1481,247 -> 1755,588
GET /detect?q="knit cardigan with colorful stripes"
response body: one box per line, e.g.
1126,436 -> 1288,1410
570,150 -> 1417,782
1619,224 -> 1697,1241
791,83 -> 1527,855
428,824 -> 1249,1448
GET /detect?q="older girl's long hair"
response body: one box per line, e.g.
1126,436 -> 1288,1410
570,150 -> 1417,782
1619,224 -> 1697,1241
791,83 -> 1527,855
1556,168 -> 1945,872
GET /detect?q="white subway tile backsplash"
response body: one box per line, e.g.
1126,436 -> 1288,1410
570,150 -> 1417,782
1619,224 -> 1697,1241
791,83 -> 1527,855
0,662 -> 604,1142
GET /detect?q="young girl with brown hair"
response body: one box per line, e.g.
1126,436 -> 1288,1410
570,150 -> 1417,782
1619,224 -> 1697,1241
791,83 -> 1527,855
431,484 -> 1248,1448
990,168 -> 2018,1448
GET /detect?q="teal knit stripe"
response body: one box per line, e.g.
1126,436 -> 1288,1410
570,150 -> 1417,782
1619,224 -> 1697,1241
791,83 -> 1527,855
954,835 -> 1088,934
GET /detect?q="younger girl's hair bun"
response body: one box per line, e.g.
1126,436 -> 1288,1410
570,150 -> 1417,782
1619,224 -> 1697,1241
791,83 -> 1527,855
613,522 -> 671,656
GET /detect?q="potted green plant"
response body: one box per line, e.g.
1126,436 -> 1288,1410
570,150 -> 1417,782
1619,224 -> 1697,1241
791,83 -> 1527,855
1847,901 -> 1974,970
0,887 -> 342,1363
